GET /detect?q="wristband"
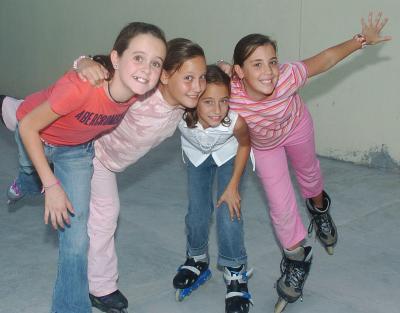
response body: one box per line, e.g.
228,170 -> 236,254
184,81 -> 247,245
73,55 -> 93,71
216,59 -> 229,66
41,180 -> 60,194
353,34 -> 367,49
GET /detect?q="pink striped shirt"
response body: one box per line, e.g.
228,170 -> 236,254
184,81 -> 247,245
230,62 -> 308,150
94,89 -> 184,172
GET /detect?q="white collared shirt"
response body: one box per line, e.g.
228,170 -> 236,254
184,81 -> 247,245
178,111 -> 239,167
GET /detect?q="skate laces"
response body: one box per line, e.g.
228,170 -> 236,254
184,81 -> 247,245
280,259 -> 307,291
307,196 -> 334,236
308,212 -> 333,235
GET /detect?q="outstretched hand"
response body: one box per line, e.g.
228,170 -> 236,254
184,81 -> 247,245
362,12 -> 392,45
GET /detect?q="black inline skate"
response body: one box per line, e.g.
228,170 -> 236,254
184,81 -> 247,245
223,265 -> 253,313
306,191 -> 338,254
173,256 -> 212,301
274,246 -> 312,313
89,290 -> 128,313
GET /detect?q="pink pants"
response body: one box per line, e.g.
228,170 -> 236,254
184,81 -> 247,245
253,108 -> 323,249
87,157 -> 120,296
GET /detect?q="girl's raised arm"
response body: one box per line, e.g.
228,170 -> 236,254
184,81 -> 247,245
19,102 -> 74,229
303,12 -> 391,78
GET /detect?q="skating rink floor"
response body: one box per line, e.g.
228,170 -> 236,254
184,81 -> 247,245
0,124 -> 399,313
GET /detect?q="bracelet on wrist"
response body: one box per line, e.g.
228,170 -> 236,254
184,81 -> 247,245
353,34 -> 367,49
73,55 -> 93,71
41,180 -> 60,194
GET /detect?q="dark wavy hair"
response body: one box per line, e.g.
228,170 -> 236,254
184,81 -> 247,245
183,64 -> 231,128
93,22 -> 166,80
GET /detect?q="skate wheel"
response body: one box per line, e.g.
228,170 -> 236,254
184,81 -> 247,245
274,297 -> 288,313
326,246 -> 334,255
175,289 -> 184,302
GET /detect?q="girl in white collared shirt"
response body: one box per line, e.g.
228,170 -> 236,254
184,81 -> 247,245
174,65 -> 253,313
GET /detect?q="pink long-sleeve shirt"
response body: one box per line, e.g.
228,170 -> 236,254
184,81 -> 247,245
94,88 -> 184,172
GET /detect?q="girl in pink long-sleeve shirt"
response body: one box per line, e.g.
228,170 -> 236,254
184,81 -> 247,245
76,38 -> 207,312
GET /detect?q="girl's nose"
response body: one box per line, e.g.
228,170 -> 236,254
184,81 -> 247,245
214,103 -> 221,114
192,79 -> 202,93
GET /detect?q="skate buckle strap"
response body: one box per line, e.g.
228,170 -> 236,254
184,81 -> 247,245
225,291 -> 254,305
180,265 -> 201,276
223,267 -> 254,284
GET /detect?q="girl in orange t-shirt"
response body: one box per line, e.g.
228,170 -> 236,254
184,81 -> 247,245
7,22 -> 167,313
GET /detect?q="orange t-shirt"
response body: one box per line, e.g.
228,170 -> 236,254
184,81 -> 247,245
17,71 -> 136,146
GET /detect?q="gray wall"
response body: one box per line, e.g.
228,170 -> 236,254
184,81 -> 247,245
1,0 -> 398,170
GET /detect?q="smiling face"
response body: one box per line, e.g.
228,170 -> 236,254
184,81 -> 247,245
234,44 -> 279,101
160,55 -> 207,109
110,33 -> 167,100
197,83 -> 230,129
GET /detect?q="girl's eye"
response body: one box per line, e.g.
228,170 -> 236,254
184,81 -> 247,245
253,63 -> 261,68
270,60 -> 278,65
200,74 -> 206,80
133,55 -> 144,63
184,75 -> 193,81
151,61 -> 162,68
203,100 -> 213,105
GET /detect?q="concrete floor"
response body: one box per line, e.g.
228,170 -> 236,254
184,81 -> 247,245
0,124 -> 399,313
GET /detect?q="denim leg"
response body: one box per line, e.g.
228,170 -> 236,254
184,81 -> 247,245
185,155 -> 215,257
49,142 -> 94,313
216,157 -> 247,267
13,126 -> 42,195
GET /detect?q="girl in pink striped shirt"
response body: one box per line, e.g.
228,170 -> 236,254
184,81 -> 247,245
223,12 -> 390,312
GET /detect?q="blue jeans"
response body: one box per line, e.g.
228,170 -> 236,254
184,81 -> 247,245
14,127 -> 94,313
14,126 -> 42,196
185,154 -> 247,268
